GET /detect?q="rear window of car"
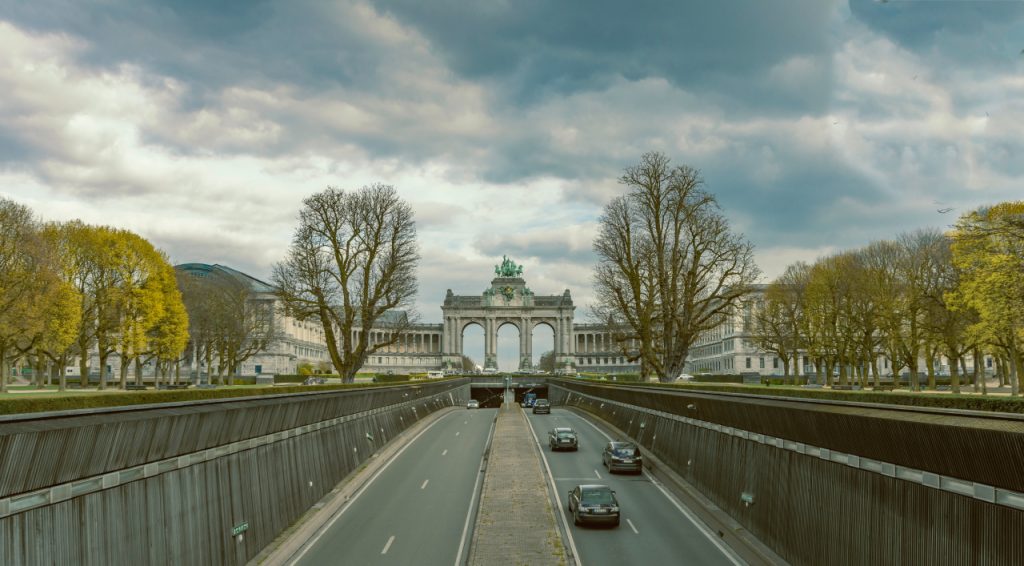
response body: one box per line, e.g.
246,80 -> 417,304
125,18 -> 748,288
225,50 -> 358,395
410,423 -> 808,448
535,399 -> 549,405
582,489 -> 615,505
556,431 -> 575,438
611,443 -> 638,456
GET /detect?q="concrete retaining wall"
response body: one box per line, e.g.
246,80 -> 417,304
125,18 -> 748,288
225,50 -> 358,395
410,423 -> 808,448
549,380 -> 1024,565
0,380 -> 469,565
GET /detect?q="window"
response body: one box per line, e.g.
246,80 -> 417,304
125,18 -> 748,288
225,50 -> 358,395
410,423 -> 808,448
746,357 -> 751,369
773,357 -> 779,369
759,357 -> 765,369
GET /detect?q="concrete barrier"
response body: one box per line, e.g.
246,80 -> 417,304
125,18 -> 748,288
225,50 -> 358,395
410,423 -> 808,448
0,380 -> 469,565
549,380 -> 1024,565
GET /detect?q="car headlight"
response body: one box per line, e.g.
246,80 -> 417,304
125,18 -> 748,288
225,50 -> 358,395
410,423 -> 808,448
610,506 -> 619,513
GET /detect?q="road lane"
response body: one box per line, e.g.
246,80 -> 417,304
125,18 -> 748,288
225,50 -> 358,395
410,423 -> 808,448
526,408 -> 741,566
294,407 -> 496,566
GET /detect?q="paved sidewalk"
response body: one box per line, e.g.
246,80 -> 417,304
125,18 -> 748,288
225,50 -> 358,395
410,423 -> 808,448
469,403 -> 564,566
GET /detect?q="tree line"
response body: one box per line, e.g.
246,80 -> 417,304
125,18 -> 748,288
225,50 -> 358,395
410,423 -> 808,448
0,197 -> 188,391
749,202 -> 1024,395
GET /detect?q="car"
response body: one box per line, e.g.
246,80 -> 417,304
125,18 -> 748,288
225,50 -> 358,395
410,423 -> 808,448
567,485 -> 620,527
602,441 -> 643,474
676,373 -> 695,381
532,399 -> 551,414
466,400 -> 480,409
522,392 -> 538,408
548,427 -> 578,451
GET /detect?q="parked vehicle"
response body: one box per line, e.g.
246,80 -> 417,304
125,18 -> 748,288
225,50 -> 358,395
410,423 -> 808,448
426,370 -> 444,379
602,441 -> 643,474
532,398 -> 551,414
548,427 -> 579,451
567,485 -> 620,527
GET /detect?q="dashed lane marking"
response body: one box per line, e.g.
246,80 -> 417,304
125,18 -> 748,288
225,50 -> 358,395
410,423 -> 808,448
627,519 -> 639,534
381,535 -> 395,555
421,479 -> 429,490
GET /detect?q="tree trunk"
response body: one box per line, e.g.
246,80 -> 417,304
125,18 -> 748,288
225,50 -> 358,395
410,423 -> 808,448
119,352 -> 130,389
0,346 -> 8,394
925,356 -> 936,391
949,352 -> 960,395
871,356 -> 880,388
98,349 -> 109,390
58,353 -> 68,392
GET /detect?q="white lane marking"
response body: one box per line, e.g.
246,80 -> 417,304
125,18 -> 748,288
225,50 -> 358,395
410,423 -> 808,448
571,412 -> 743,566
594,470 -> 602,479
456,431 -> 461,437
464,421 -> 468,424
287,411 -> 455,566
627,518 -> 639,534
454,417 -> 497,566
381,535 -> 395,555
525,410 -> 583,566
421,479 -> 429,490
442,449 -> 448,456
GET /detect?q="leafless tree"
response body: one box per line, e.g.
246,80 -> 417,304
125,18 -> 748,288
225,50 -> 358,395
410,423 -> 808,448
593,152 -> 759,381
273,184 -> 419,382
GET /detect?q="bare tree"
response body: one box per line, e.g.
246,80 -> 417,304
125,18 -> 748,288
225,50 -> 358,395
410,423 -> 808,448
593,152 -> 759,381
273,184 -> 419,382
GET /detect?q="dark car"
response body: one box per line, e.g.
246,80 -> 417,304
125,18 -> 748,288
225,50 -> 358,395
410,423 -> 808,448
567,485 -> 620,527
532,399 -> 551,414
602,441 -> 643,474
548,427 -> 578,451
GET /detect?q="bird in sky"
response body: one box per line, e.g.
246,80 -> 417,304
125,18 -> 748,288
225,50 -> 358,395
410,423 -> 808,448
938,207 -> 954,214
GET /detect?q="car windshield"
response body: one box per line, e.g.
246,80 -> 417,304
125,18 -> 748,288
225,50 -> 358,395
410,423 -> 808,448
581,489 -> 615,505
556,431 -> 575,439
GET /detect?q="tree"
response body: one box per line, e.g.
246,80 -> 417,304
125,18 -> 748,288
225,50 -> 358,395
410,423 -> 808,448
593,152 -> 759,382
951,202 -> 1024,396
0,198 -> 56,392
748,263 -> 808,382
537,350 -> 556,373
273,184 -> 420,382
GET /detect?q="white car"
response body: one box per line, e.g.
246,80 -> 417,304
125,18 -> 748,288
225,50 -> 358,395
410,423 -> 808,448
466,400 -> 480,409
676,374 -> 695,381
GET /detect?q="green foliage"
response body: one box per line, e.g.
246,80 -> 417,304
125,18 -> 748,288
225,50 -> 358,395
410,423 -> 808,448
0,381 -> 411,415
372,373 -> 412,383
572,378 -> 1024,414
296,362 -> 315,376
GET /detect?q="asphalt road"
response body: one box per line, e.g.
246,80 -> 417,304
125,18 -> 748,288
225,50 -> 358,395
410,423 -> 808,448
525,408 -> 742,566
292,407 -> 497,566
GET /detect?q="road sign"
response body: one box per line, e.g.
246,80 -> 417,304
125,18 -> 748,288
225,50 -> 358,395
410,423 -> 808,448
232,522 -> 249,536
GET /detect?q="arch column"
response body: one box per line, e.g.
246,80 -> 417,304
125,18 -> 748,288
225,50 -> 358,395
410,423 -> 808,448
484,317 -> 497,370
520,318 -> 533,370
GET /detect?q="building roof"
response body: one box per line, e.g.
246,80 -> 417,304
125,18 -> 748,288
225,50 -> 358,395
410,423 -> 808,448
175,263 -> 277,294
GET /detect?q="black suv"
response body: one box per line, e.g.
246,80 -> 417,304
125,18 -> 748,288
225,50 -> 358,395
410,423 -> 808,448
567,485 -> 620,527
532,399 -> 551,414
602,441 -> 643,474
548,427 -> 578,451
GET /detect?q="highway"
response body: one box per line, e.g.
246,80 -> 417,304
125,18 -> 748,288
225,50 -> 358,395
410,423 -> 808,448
525,408 -> 742,566
292,407 -> 497,566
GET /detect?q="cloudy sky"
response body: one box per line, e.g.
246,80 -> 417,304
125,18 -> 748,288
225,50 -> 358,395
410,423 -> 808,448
2,1 -> 1023,367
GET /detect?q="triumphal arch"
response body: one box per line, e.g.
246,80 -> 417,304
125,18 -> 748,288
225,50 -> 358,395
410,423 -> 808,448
441,256 -> 576,371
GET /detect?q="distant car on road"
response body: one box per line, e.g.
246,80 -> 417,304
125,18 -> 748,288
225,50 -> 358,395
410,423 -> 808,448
303,376 -> 326,385
466,400 -> 480,409
522,392 -> 538,408
567,485 -> 620,527
602,441 -> 643,474
548,427 -> 578,451
532,399 -> 551,414
676,373 -> 695,381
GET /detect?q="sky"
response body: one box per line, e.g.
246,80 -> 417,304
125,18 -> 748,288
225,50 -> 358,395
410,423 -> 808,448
2,1 -> 1023,369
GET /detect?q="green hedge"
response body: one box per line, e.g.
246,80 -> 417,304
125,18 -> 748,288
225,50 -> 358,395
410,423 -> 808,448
373,374 -> 412,383
273,374 -> 338,384
0,382 -> 401,416
692,374 -> 744,384
571,378 -> 1024,414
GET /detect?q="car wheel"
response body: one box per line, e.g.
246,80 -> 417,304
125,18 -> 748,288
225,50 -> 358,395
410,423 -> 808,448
573,510 -> 581,526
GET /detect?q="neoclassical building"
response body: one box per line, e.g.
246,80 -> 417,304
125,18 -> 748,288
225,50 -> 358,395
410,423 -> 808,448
173,259 -> 644,376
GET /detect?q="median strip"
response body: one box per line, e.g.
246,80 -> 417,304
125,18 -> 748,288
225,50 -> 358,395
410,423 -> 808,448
468,404 -> 564,566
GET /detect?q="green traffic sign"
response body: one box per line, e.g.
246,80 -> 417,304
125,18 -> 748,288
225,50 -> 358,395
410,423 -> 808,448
232,522 -> 249,536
